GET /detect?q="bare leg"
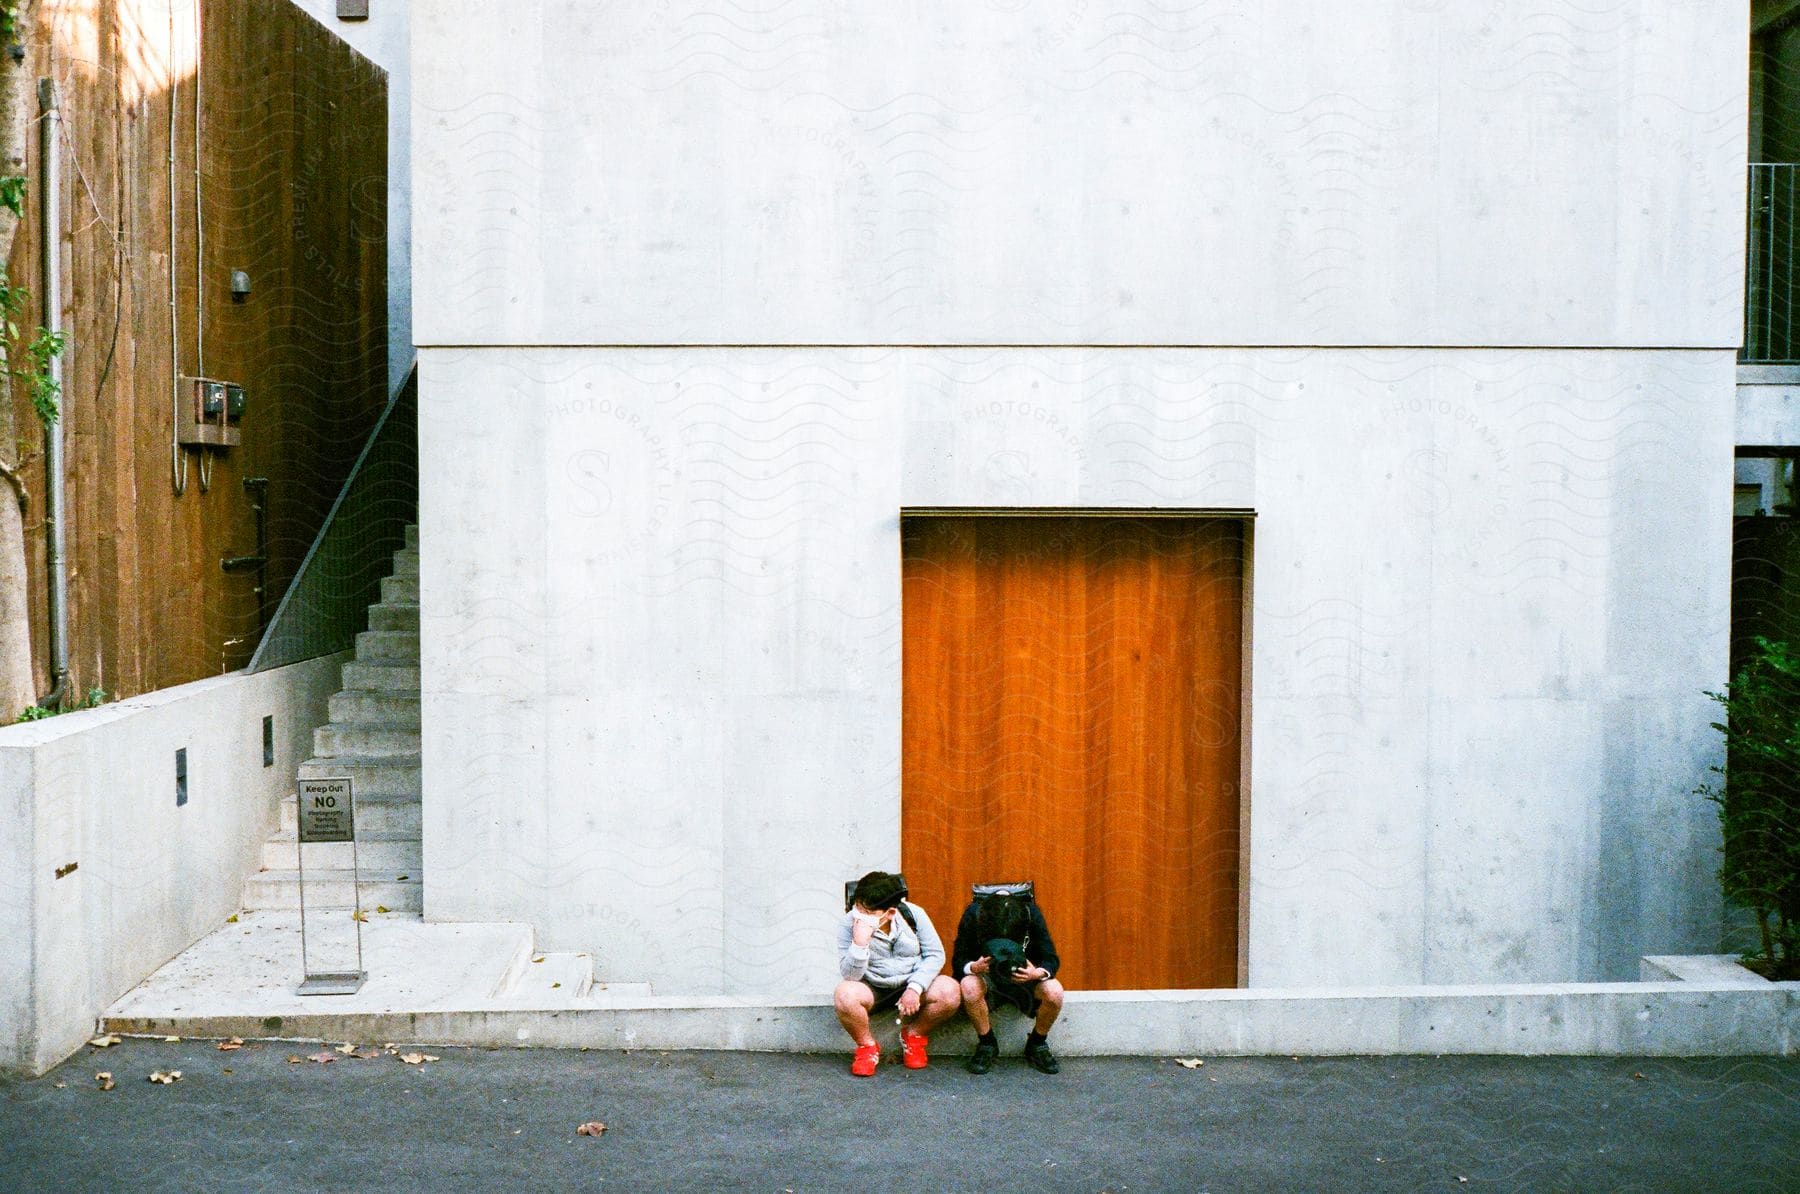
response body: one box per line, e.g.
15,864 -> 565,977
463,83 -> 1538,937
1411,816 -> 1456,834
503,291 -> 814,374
834,980 -> 877,1047
907,974 -> 963,1035
1033,978 -> 1065,1035
959,974 -> 992,1035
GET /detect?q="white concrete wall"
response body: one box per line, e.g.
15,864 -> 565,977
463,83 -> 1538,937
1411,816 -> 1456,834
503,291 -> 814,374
419,347 -> 1733,993
0,655 -> 342,1075
412,2 -> 1745,997
287,0 -> 412,392
414,1 -> 1743,348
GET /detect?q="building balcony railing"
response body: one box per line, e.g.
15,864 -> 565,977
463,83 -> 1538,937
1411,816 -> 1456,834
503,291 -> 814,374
1746,163 -> 1800,364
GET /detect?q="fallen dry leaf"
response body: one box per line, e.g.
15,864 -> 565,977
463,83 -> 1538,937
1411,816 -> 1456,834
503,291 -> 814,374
350,1047 -> 384,1060
375,906 -> 392,914
576,1121 -> 607,1137
350,910 -> 368,923
532,956 -> 546,964
53,1082 -> 66,1089
306,1051 -> 338,1064
335,1043 -> 357,1055
1174,1058 -> 1205,1069
162,1035 -> 180,1043
147,1070 -> 182,1084
398,1052 -> 440,1065
221,1068 -> 233,1075
286,1055 -> 304,1064
225,914 -> 239,924
1633,1072 -> 1647,1081
88,1034 -> 121,1048
217,1038 -> 244,1052
94,1072 -> 114,1091
395,874 -> 409,881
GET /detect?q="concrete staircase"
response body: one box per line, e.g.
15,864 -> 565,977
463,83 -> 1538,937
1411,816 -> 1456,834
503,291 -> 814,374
243,525 -> 424,913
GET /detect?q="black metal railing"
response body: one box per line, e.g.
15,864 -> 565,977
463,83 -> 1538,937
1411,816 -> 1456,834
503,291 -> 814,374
1746,163 -> 1800,363
248,366 -> 418,672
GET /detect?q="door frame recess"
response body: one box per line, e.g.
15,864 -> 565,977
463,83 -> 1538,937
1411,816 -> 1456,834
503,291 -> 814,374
898,506 -> 1256,989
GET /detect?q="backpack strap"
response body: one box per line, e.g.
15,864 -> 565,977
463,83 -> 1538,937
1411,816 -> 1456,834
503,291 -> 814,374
898,901 -> 919,934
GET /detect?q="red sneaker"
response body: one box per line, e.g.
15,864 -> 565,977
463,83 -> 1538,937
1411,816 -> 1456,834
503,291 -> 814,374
850,1043 -> 880,1077
900,1030 -> 929,1069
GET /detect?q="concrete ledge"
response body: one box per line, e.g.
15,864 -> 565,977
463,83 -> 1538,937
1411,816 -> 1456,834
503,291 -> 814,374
1737,380 -> 1800,447
104,981 -> 1800,1058
1640,954 -> 1770,985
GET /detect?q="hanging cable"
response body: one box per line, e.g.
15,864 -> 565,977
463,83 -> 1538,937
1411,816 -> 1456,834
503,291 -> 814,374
168,0 -> 185,495
193,0 -> 202,376
192,0 -> 207,492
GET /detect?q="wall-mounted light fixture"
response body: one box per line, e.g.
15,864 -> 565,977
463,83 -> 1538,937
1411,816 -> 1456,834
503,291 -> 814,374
229,270 -> 251,303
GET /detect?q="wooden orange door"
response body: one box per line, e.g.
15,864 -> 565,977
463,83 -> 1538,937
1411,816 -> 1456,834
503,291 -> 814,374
901,515 -> 1245,990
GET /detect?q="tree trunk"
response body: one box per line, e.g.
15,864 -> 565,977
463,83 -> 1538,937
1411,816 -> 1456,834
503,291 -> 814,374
0,6 -> 39,720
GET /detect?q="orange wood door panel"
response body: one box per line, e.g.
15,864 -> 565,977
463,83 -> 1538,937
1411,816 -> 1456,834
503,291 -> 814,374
901,516 -> 1244,990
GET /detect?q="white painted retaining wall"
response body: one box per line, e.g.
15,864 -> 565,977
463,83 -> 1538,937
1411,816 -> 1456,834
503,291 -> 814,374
0,654 -> 343,1075
411,2 -> 1746,999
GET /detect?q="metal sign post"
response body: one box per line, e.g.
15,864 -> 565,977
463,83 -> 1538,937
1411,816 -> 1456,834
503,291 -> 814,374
295,776 -> 366,995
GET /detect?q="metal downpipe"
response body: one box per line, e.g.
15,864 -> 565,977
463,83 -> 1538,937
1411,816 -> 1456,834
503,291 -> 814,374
36,77 -> 65,708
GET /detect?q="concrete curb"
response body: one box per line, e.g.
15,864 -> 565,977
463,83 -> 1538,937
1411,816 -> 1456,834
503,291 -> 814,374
103,981 -> 1800,1058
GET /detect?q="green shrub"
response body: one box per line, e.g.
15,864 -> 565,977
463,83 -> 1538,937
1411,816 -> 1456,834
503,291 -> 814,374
1700,636 -> 1800,979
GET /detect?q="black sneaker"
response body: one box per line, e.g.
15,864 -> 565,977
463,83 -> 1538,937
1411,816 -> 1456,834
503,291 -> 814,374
965,1041 -> 998,1075
1024,1041 -> 1060,1074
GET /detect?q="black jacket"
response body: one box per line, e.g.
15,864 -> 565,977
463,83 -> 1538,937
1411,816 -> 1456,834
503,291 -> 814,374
950,899 -> 1060,981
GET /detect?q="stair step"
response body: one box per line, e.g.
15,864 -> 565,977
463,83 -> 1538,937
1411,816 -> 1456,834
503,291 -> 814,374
261,833 -> 422,870
241,869 -> 422,912
368,602 -> 420,632
327,690 -> 421,727
355,630 -> 419,663
391,549 -> 419,578
404,524 -> 418,551
297,755 -> 421,799
496,951 -> 595,1005
339,661 -> 419,691
281,793 -> 420,836
314,724 -> 422,758
381,575 -> 419,604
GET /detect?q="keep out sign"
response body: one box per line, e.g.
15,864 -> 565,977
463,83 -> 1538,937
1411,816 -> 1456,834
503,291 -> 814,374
297,778 -> 355,843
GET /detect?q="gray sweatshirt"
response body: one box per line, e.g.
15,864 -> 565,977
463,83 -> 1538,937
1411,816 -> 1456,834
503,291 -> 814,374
836,901 -> 945,993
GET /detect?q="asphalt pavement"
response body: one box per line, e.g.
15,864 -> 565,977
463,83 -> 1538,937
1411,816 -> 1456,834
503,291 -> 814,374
5,1038 -> 1799,1192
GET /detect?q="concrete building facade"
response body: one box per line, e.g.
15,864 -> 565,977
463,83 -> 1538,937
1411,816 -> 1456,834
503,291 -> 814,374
411,2 -> 1744,996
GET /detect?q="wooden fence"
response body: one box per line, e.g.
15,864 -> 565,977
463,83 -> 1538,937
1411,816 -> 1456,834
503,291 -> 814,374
8,0 -> 388,699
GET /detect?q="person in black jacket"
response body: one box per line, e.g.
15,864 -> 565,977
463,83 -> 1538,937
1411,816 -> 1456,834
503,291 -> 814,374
950,891 -> 1065,1074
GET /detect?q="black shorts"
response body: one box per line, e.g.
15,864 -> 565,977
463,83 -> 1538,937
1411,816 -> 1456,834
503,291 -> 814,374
859,978 -> 908,1012
972,973 -> 1042,1016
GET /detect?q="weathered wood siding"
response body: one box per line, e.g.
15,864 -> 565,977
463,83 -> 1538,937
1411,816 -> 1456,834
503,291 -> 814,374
7,0 -> 387,700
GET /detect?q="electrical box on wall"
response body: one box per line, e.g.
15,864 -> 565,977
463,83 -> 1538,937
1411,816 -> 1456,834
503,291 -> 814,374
177,376 -> 246,448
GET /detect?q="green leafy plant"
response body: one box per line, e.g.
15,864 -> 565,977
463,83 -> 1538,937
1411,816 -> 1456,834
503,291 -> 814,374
12,687 -> 107,723
0,175 -> 25,219
0,4 -> 19,48
1699,636 -> 1800,979
0,273 -> 61,424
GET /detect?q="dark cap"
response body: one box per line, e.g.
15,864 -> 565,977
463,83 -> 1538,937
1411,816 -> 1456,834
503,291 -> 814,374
853,870 -> 907,910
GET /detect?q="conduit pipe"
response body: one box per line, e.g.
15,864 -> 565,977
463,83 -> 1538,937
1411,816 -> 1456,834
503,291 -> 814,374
36,77 -> 66,709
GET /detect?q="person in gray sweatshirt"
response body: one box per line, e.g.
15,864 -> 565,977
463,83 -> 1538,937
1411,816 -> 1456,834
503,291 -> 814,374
833,870 -> 961,1076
